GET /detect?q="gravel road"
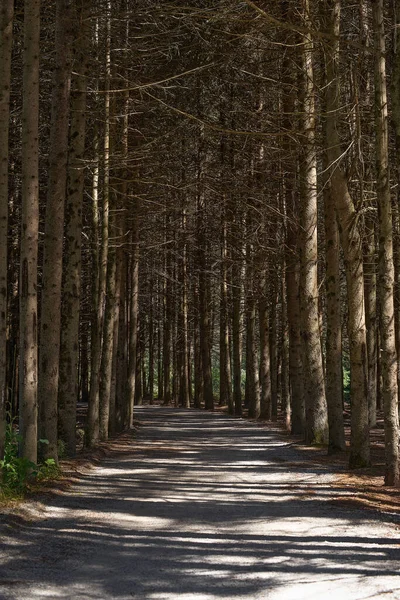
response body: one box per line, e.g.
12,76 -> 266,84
1,407 -> 399,600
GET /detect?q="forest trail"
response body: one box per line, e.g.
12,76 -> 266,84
1,407 -> 399,600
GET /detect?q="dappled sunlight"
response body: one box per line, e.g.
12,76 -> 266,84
1,407 -> 399,599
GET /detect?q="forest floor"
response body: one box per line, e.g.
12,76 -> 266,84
0,407 -> 399,599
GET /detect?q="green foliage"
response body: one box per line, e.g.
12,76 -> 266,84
0,420 -> 36,492
0,415 -> 61,497
36,458 -> 60,482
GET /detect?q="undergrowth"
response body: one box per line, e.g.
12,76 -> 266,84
0,414 -> 61,501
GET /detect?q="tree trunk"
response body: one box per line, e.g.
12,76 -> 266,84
163,226 -> 172,405
58,2 -> 88,456
109,244 -> 122,435
392,0 -> 400,413
270,271 -> 279,421
80,314 -> 89,404
127,225 -> 139,427
115,246 -> 128,431
135,329 -> 143,406
87,5 -> 111,446
87,124 -> 100,443
280,0 -> 305,435
193,279 -> 203,409
324,0 -> 370,467
157,294 -> 163,403
0,0 -> 13,459
197,197 -> 214,410
364,218 -> 378,428
19,0 -> 40,466
392,203 -> 400,413
245,224 -> 260,420
232,223 -> 242,417
324,182 -> 346,452
219,200 -> 233,411
259,265 -> 272,420
39,0 -> 74,463
373,0 -> 399,486
99,229 -> 117,440
180,209 -> 190,408
286,242 -> 305,435
281,257 -> 291,429
148,273 -> 155,404
112,33 -> 129,429
299,0 -> 328,445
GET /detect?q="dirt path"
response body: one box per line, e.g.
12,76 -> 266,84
1,407 -> 399,600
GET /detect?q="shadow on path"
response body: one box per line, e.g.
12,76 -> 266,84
0,407 -> 399,600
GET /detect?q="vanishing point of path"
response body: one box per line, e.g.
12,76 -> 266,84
1,407 -> 400,600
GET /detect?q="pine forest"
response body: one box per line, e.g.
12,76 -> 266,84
3,2 -> 400,597
1,0 -> 400,514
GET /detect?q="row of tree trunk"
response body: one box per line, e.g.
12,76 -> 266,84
0,0 -> 399,487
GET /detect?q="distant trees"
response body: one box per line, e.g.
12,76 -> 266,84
0,0 -> 398,487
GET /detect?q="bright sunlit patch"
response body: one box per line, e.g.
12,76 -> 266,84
148,594 -> 219,600
266,576 -> 398,600
27,590 -> 68,598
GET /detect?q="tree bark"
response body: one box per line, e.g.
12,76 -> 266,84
299,0 -> 328,445
324,182 -> 346,452
281,256 -> 291,429
87,124 -> 100,443
259,265 -> 272,420
58,2 -> 89,456
364,219 -> 378,428
19,0 -> 40,466
87,4 -> 111,446
219,200 -> 233,411
0,0 -> 13,459
373,0 -> 399,486
163,214 -> 172,405
115,244 -> 128,431
287,241 -> 305,435
127,225 -> 139,427
39,0 -> 74,463
392,0 -> 400,413
109,244 -> 122,435
193,277 -> 203,409
324,0 -> 370,467
231,213 -> 243,417
180,208 -> 191,408
148,270 -> 155,404
270,270 -> 279,421
281,4 -> 305,434
99,227 -> 117,440
197,196 -> 214,410
135,327 -> 143,406
245,219 -> 260,420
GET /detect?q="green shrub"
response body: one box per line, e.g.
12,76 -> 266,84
0,416 -> 61,496
36,458 -> 60,482
0,420 -> 36,492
